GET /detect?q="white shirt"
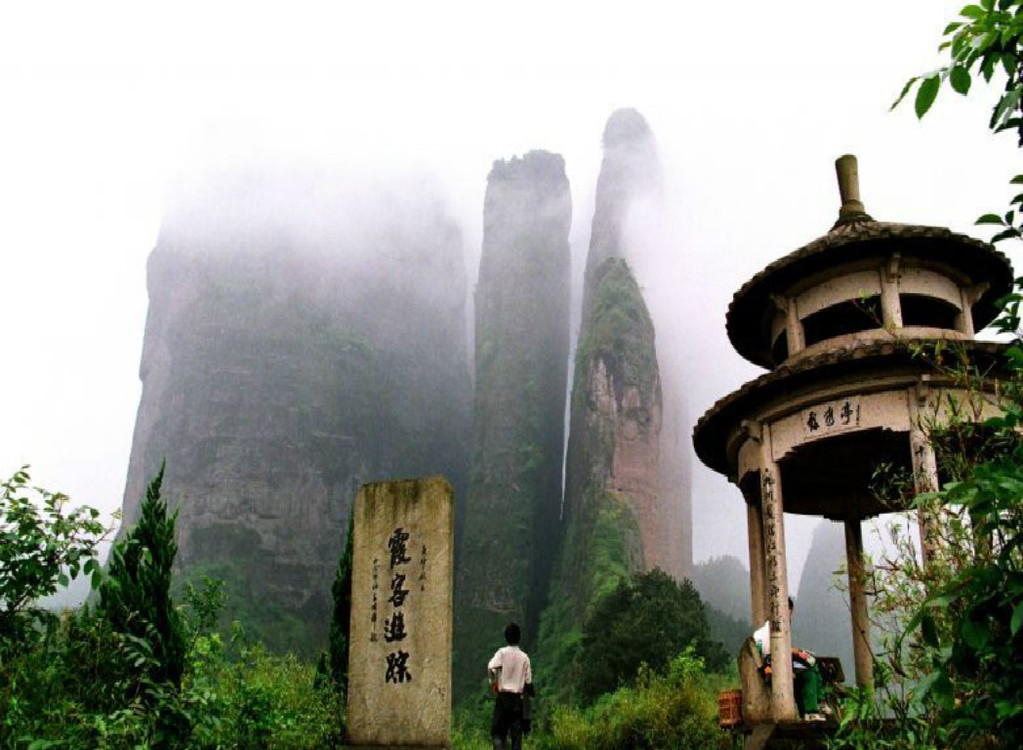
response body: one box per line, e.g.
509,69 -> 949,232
753,620 -> 771,656
487,645 -> 532,693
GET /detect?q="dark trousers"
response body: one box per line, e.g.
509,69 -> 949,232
491,691 -> 523,750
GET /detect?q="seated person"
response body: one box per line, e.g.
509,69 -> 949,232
753,597 -> 826,721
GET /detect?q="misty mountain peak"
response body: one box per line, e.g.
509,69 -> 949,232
601,108 -> 652,149
488,150 -> 567,184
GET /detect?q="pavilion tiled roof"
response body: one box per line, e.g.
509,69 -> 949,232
692,338 -> 1009,477
726,220 -> 1013,369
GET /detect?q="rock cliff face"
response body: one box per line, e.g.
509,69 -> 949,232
453,152 -> 571,697
561,256 -> 658,605
537,110 -> 691,686
120,169 -> 471,653
538,257 -> 655,682
579,109 -> 689,579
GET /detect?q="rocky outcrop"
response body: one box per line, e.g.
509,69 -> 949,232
579,108 -> 688,579
537,258 -> 655,685
537,110 -> 691,689
120,168 -> 471,654
453,152 -> 571,697
559,257 -> 657,608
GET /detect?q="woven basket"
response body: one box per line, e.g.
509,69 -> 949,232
718,689 -> 743,728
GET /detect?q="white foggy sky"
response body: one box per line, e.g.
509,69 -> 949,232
1,1 -> 1020,587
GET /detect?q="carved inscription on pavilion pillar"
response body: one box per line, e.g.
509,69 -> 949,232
347,477 -> 454,748
761,467 -> 784,631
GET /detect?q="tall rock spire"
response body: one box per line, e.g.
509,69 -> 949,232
582,108 -> 662,315
453,150 -> 572,699
580,108 -> 688,579
556,255 -> 659,619
538,110 -> 689,692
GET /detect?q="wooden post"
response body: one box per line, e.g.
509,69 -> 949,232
760,428 -> 797,720
844,517 -> 873,691
747,497 -> 768,627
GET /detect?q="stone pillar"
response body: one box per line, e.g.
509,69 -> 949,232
880,254 -> 903,330
957,288 -> 976,336
785,298 -> 805,356
759,428 -> 797,720
347,477 -> 454,749
909,381 -> 941,567
770,295 -> 804,357
957,282 -> 987,336
746,497 -> 768,627
910,430 -> 941,566
844,517 -> 873,691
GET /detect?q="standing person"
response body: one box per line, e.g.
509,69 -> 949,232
488,622 -> 532,750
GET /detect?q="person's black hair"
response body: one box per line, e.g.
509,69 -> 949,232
504,622 -> 521,645
788,597 -> 795,610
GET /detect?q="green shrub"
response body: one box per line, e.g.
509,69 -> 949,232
540,649 -> 727,750
577,569 -> 728,703
452,649 -> 729,750
186,626 -> 344,750
0,465 -> 343,749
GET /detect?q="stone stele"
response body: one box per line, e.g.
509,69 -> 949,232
347,476 -> 454,749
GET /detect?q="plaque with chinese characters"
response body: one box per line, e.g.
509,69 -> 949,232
802,397 -> 861,437
346,476 -> 453,748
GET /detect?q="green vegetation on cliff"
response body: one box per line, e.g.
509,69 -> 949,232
575,257 -> 658,401
536,489 -> 644,695
455,151 -> 571,699
536,257 -> 659,701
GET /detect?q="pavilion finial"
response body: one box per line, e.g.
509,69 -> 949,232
834,154 -> 874,228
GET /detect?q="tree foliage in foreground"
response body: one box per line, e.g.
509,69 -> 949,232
451,647 -> 729,750
830,329 -> 1023,749
900,303 -> 1023,745
98,464 -> 187,691
0,466 -> 107,642
896,0 -> 1023,245
324,509 -> 354,698
576,568 -> 728,703
1,466 -> 344,748
834,8 -> 1023,741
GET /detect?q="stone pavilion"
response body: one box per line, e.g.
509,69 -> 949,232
693,155 -> 1013,724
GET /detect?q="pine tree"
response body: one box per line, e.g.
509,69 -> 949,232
327,510 -> 355,696
98,464 -> 186,689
